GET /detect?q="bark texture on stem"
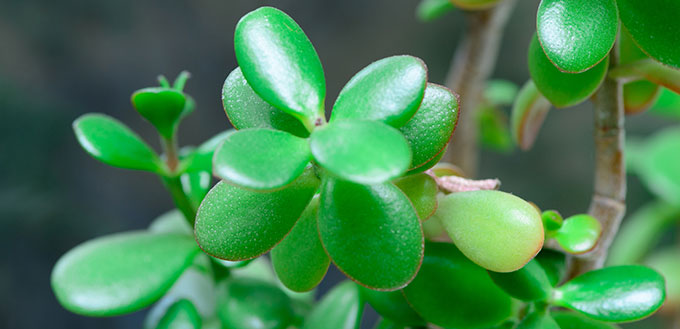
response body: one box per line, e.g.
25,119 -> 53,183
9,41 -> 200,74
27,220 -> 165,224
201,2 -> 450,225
443,0 -> 518,177
568,44 -> 626,278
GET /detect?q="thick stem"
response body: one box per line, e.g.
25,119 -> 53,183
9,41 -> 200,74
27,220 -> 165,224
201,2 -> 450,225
442,0 -> 518,177
568,43 -> 626,278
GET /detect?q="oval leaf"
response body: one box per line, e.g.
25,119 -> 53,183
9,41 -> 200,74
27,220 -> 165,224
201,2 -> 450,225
358,286 -> 425,326
624,81 -> 661,115
535,249 -> 567,287
488,259 -> 552,301
529,34 -> 608,108
552,311 -> 620,329
194,170 -> 319,261
394,173 -> 438,221
618,0 -> 680,69
331,56 -> 427,128
554,265 -> 665,322
399,83 -> 459,169
318,178 -> 423,290
222,67 -> 309,137
155,299 -> 202,329
271,196 -> 330,292
537,0 -> 617,73
303,281 -> 363,329
553,214 -> 602,254
402,242 -> 513,328
131,88 -> 188,140
234,7 -> 325,127
51,231 -> 199,316
511,80 -> 551,150
310,120 -> 411,184
437,190 -> 544,272
217,278 -> 294,329
73,113 -> 162,172
416,0 -> 455,22
213,128 -> 311,190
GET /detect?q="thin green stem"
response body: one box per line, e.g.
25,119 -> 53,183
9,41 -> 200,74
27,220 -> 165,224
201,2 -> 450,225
159,134 -> 197,225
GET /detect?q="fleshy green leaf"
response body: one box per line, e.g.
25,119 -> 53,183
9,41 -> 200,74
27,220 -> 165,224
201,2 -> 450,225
610,58 -> 680,95
416,0 -> 455,22
552,214 -> 601,254
541,210 -> 564,232
553,265 -> 665,322
528,34 -> 608,108
645,248 -> 680,308
310,120 -> 411,184
213,128 -> 311,190
318,178 -> 423,290
183,130 -> 235,173
73,113 -> 163,172
222,67 -> 309,137
635,127 -> 680,205
485,80 -> 519,106
399,83 -> 459,169
623,81 -> 661,115
402,242 -> 513,328
303,281 -> 363,329
217,278 -> 294,329
234,7 -> 325,129
155,299 -> 202,329
422,205 -> 446,240
535,249 -> 567,287
451,0 -> 502,10
488,259 -> 552,301
516,311 -> 559,329
51,231 -> 199,316
131,88 -> 188,140
331,55 -> 427,128
358,286 -> 425,326
194,170 -> 319,261
552,311 -> 620,329
478,105 -> 513,153
537,0 -> 617,73
394,173 -> 438,221
271,196 -> 330,292
437,190 -> 544,272
511,80 -> 551,151
618,0 -> 680,69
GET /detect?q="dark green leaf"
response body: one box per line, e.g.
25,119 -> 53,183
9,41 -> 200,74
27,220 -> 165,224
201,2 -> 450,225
488,259 -> 552,301
213,128 -> 311,190
51,231 -> 199,316
618,0 -> 680,69
73,113 -> 163,172
194,170 -> 319,261
310,120 -> 411,184
303,281 -> 363,329
552,214 -> 601,254
511,80 -> 551,151
271,196 -> 330,292
553,265 -> 665,322
537,0 -> 617,73
437,190 -> 544,272
318,178 -> 423,290
416,0 -> 455,22
399,83 -> 459,169
331,55 -> 427,128
402,242 -> 513,328
394,173 -> 438,220
528,34 -> 608,108
234,7 -> 325,128
516,311 -> 559,329
131,88 -> 189,140
217,278 -> 294,329
155,299 -> 202,329
552,311 -> 620,329
535,249 -> 567,287
358,286 -> 425,326
222,67 -> 309,137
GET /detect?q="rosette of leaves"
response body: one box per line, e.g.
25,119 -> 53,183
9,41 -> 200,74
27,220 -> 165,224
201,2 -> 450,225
195,6 -> 459,292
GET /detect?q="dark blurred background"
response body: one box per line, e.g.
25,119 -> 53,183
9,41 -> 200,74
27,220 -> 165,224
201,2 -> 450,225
0,0 -> 672,328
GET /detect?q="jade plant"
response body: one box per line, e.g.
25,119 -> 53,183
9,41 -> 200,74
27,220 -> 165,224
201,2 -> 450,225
51,4 -> 674,329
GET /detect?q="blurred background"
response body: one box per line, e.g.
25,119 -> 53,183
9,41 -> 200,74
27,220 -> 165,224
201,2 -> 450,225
0,0 -> 675,328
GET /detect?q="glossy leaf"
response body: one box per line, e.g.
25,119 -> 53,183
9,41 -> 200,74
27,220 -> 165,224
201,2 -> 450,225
528,34 -> 608,108
394,173 -> 438,220
535,249 -> 567,287
331,56 -> 427,128
318,178 -> 423,290
553,265 -> 665,322
194,170 -> 319,261
399,83 -> 459,169
636,127 -> 680,205
234,7 -> 325,128
516,311 -> 559,329
485,80 -> 519,106
537,0 -> 617,73
303,281 -> 363,329
51,231 -> 199,316
213,128 -> 311,190
618,0 -> 680,69
222,67 -> 309,137
155,299 -> 202,329
73,113 -> 162,172
450,0 -> 502,10
541,210 -> 563,232
416,0 -> 455,22
488,259 -> 552,301
310,120 -> 411,184
646,248 -> 680,309
131,88 -> 188,140
217,278 -> 294,329
610,58 -> 680,94
511,80 -> 551,151
271,197 -> 330,292
437,190 -> 544,272
358,286 -> 425,326
552,311 -> 620,329
402,242 -> 513,328
552,214 -> 601,254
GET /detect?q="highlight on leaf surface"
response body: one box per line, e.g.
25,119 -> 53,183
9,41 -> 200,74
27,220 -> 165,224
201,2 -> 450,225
551,214 -> 601,254
645,248 -> 680,310
303,281 -> 363,329
416,0 -> 455,22
331,55 -> 427,128
511,80 -> 551,150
